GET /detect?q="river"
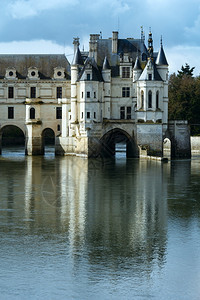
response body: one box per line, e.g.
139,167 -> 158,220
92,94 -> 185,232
0,146 -> 200,299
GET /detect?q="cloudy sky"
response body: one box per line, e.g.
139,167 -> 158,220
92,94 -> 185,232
1,0 -> 200,75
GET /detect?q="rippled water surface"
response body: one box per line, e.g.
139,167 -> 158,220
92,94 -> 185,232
0,147 -> 200,299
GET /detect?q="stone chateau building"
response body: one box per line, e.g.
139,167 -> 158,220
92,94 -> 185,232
0,31 -> 191,158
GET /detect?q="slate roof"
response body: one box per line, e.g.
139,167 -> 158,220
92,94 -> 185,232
72,47 -> 84,65
133,56 -> 142,70
139,59 -> 162,81
78,57 -> 103,82
102,56 -> 110,70
0,54 -> 70,79
156,44 -> 168,66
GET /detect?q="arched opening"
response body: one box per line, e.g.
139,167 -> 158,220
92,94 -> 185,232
30,107 -> 35,119
42,128 -> 55,155
148,90 -> 152,108
0,125 -> 25,155
163,138 -> 171,158
100,128 -> 139,159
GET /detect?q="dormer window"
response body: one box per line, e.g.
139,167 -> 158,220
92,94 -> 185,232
5,68 -> 17,79
87,74 -> 91,81
54,67 -> 65,79
28,67 -> 39,79
122,67 -> 130,78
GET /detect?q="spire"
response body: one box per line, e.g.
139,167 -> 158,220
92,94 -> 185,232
133,56 -> 142,70
72,46 -> 84,65
102,56 -> 110,70
148,29 -> 153,58
156,37 -> 168,66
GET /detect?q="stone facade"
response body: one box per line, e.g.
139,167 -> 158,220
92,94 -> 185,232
0,31 -> 191,158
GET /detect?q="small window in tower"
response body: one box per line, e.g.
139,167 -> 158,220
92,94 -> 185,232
87,91 -> 90,98
87,74 -> 91,81
82,92 -> 84,98
148,91 -> 152,108
87,112 -> 90,119
94,91 -> 96,98
122,67 -> 130,78
127,107 -> 131,119
156,91 -> 159,109
94,112 -> 96,119
120,106 -> 125,119
57,124 -> 61,131
81,112 -> 84,119
141,91 -> 144,108
148,74 -> 152,80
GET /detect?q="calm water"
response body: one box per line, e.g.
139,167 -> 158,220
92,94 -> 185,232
0,147 -> 200,299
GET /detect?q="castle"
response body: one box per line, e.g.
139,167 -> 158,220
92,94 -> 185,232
0,31 -> 191,158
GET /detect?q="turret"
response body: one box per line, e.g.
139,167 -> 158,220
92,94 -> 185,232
155,37 -> 168,81
133,56 -> 142,81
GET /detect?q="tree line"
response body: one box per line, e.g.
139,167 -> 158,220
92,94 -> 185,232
168,63 -> 200,135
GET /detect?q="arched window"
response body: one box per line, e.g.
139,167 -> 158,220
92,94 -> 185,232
148,91 -> 152,108
156,91 -> 159,109
30,107 -> 35,119
141,90 -> 144,108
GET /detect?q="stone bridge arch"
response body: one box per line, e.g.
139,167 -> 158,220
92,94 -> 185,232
0,124 -> 26,154
98,128 -> 139,158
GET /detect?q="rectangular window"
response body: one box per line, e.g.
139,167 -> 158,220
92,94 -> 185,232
120,106 -> 125,119
94,112 -> 96,119
122,87 -> 130,97
87,91 -> 90,98
94,91 -> 96,98
56,107 -> 62,119
57,87 -> 62,99
81,112 -> 84,118
122,67 -> 130,78
8,107 -> 14,119
30,87 -> 36,98
127,107 -> 131,119
81,92 -> 84,98
87,74 -> 91,81
148,74 -> 152,80
87,112 -> 90,119
8,87 -> 14,98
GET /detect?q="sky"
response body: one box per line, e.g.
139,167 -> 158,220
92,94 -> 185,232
1,0 -> 200,75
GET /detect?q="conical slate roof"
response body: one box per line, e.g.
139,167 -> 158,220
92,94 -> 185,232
72,47 -> 84,65
102,56 -> 110,70
139,58 -> 162,81
133,56 -> 142,70
156,44 -> 168,66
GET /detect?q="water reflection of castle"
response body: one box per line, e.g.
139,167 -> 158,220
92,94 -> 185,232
1,156 -> 193,270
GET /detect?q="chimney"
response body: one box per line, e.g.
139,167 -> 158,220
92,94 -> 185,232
112,31 -> 118,53
73,37 -> 80,54
89,34 -> 100,61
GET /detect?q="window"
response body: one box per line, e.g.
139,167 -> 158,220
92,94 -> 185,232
87,112 -> 90,119
87,91 -> 90,98
122,87 -> 130,97
8,87 -> 14,99
141,91 -> 144,108
30,107 -> 35,119
81,112 -> 83,118
56,107 -> 62,119
122,67 -> 130,78
94,112 -> 96,119
148,74 -> 152,80
30,87 -> 36,98
156,91 -> 159,109
57,124 -> 61,131
127,107 -> 131,119
148,91 -> 152,108
94,91 -> 96,98
8,107 -> 14,119
57,87 -> 62,99
87,74 -> 91,81
120,106 -> 125,119
81,92 -> 84,98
